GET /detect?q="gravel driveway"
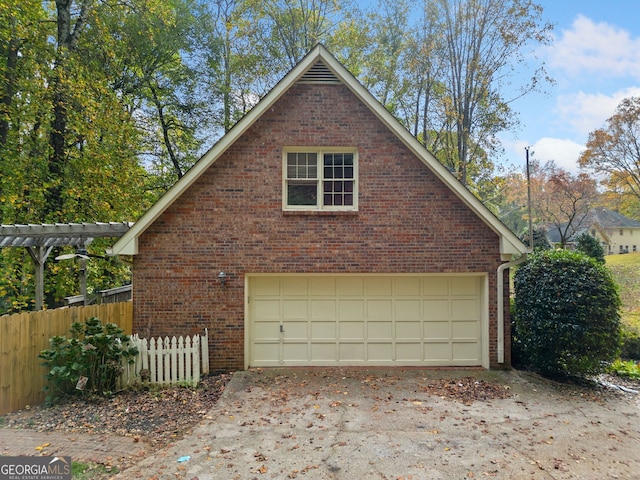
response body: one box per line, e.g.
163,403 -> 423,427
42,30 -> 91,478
116,368 -> 640,480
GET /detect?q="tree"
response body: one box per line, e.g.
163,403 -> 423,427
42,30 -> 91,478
575,232 -> 605,264
0,1 -> 53,223
197,0 -> 270,134
528,160 -> 598,247
112,0 -> 206,184
249,0 -> 350,70
580,97 -> 640,207
46,0 -> 95,220
520,226 -> 552,250
0,0 -> 175,312
514,249 -> 621,378
360,0 -> 410,112
434,0 -> 553,186
399,2 -> 446,143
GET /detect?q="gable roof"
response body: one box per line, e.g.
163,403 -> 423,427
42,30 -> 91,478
591,208 -> 640,229
545,208 -> 640,244
545,222 -> 608,244
110,44 -> 526,258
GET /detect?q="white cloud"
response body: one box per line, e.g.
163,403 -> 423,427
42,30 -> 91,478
555,87 -> 640,135
501,138 -> 583,174
529,138 -> 585,173
549,15 -> 640,79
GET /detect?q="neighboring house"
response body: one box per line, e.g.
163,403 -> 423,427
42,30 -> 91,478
546,208 -> 640,254
110,45 -> 527,372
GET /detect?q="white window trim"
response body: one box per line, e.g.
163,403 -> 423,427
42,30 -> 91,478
282,147 -> 358,211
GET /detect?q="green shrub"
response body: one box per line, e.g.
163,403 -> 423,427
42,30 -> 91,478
521,226 -> 552,250
39,317 -> 138,402
621,326 -> 640,360
609,359 -> 640,380
574,232 -> 605,264
514,249 -> 621,378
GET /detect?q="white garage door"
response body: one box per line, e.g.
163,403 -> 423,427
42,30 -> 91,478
247,275 -> 485,367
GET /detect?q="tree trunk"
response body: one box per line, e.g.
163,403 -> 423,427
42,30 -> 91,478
46,0 -> 92,219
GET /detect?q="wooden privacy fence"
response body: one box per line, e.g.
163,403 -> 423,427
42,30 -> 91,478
120,331 -> 209,387
0,302 -> 133,415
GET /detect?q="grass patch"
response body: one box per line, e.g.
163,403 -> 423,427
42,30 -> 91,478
606,253 -> 640,331
71,461 -> 118,479
605,252 -> 640,266
609,359 -> 640,380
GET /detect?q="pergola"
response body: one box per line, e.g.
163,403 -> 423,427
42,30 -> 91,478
0,222 -> 133,310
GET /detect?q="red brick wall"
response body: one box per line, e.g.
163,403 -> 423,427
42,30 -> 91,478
133,83 -> 507,371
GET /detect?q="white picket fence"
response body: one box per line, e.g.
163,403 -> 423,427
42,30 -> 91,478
121,329 -> 210,387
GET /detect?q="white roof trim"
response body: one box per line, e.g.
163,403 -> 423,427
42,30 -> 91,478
112,44 -> 526,257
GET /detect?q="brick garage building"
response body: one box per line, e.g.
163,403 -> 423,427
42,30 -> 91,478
111,45 -> 526,372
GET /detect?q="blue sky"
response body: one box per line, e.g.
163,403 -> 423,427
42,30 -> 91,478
500,0 -> 640,173
356,0 -> 640,174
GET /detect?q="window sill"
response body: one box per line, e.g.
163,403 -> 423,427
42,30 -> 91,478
283,210 -> 359,216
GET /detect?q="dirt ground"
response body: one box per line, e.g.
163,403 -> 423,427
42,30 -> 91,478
2,368 -> 639,479
111,368 -> 640,479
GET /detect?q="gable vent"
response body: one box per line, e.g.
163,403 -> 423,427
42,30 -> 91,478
297,61 -> 340,84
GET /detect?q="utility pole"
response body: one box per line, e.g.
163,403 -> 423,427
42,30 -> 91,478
525,146 -> 533,251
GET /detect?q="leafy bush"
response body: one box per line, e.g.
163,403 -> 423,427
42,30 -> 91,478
520,226 -> 552,250
514,249 -> 621,378
609,359 -> 640,380
621,326 -> 640,360
39,317 -> 138,402
574,232 -> 605,264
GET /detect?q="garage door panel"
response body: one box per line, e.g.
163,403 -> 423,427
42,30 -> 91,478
424,321 -> 450,339
422,277 -> 449,296
396,342 -> 422,361
252,343 -> 280,363
368,321 -> 393,340
340,321 -> 364,339
283,343 -> 308,362
423,300 -> 449,320
283,299 -> 307,318
452,320 -> 479,339
367,299 -> 392,319
396,321 -> 421,338
393,277 -> 421,296
283,277 -> 308,296
311,321 -> 336,339
452,342 -> 481,361
395,299 -> 421,319
253,321 -> 280,340
367,343 -> 393,361
366,277 -> 393,296
452,277 -> 479,295
339,300 -> 364,319
310,277 -> 336,295
424,342 -> 452,361
311,343 -> 336,361
253,299 -> 281,318
452,299 -> 479,320
284,321 -> 308,338
252,277 -> 280,295
337,277 -> 364,295
249,275 -> 483,367
339,343 -> 365,361
311,299 -> 336,318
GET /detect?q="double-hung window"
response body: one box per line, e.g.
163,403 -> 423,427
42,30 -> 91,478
284,148 -> 357,211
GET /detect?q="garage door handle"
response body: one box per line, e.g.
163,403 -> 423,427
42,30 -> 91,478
280,325 -> 284,333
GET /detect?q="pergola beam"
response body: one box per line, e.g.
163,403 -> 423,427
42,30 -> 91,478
26,246 -> 54,311
0,222 -> 133,310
